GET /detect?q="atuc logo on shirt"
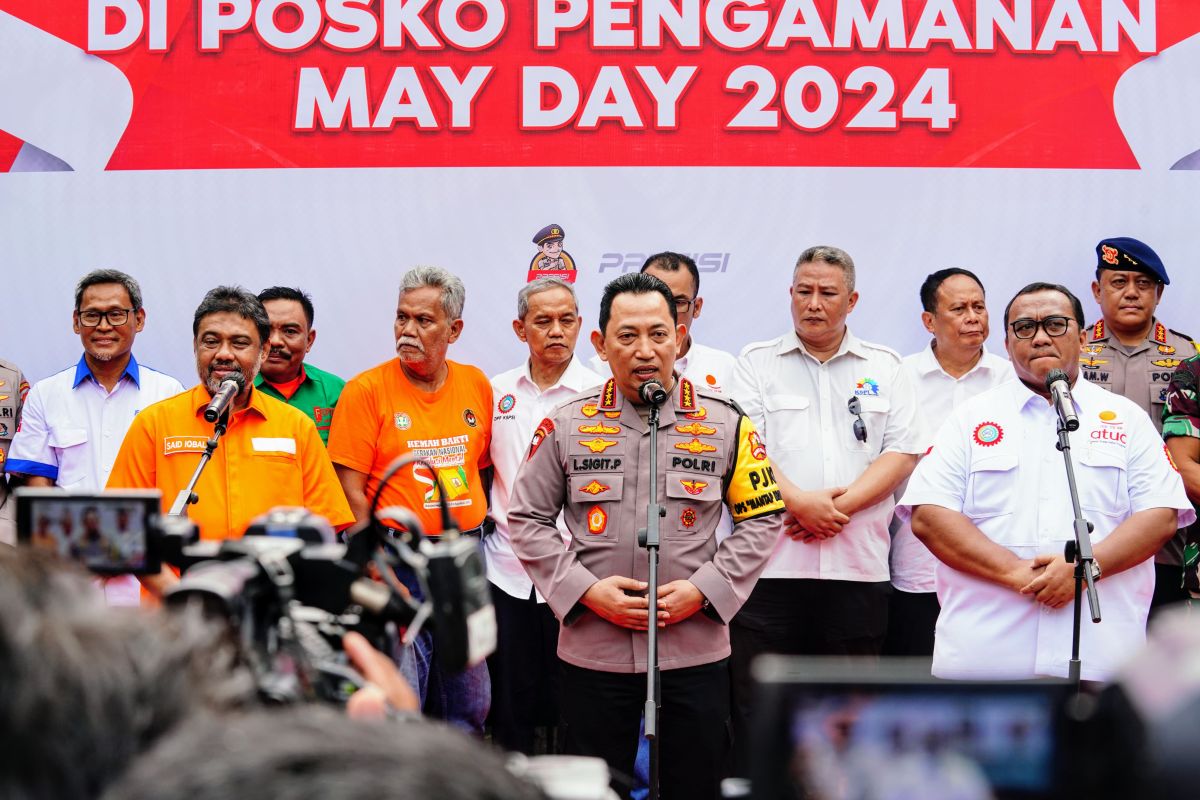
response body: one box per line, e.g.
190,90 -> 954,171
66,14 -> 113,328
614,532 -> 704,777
854,378 -> 880,396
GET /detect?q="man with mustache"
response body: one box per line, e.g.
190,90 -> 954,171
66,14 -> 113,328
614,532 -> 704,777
107,286 -> 353,595
254,287 -> 344,446
7,269 -> 183,603
1082,238 -> 1197,610
328,266 -> 493,734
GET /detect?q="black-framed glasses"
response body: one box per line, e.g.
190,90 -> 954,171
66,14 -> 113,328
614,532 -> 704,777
76,308 -> 136,327
847,397 -> 868,443
1009,315 -> 1072,340
673,296 -> 696,313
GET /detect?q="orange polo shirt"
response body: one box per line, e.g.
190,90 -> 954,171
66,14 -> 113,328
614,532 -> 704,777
328,359 -> 492,535
107,384 -> 354,539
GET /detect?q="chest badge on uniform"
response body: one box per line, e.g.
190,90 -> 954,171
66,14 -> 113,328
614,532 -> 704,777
579,422 -> 621,435
463,409 -> 478,427
1153,359 -> 1182,368
680,479 -> 708,495
675,438 -> 718,455
972,421 -> 1004,447
1158,345 -> 1177,356
675,421 -> 716,436
498,394 -> 516,413
587,505 -> 608,534
684,406 -> 708,420
579,480 -> 611,496
394,412 -> 412,430
581,403 -> 600,418
854,378 -> 880,397
680,508 -> 697,529
579,437 -> 618,453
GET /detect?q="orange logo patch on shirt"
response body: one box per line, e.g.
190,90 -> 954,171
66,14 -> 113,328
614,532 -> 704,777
579,422 -> 621,435
579,437 -> 618,453
675,438 -> 717,455
675,421 -> 716,436
587,505 -> 608,534
164,436 -> 208,456
579,480 -> 611,496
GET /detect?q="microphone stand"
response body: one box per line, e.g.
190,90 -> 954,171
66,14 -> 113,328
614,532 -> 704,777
168,410 -> 229,517
1054,414 -> 1101,694
638,400 -> 665,800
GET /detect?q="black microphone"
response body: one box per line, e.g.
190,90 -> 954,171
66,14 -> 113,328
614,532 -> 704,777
1045,368 -> 1079,431
204,375 -> 244,422
639,379 -> 668,407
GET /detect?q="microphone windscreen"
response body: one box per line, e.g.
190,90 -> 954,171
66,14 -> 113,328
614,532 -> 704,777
1045,368 -> 1069,390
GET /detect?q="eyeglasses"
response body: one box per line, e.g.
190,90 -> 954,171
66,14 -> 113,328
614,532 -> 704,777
847,397 -> 867,443
674,296 -> 696,313
76,308 -> 136,327
1009,316 -> 1072,340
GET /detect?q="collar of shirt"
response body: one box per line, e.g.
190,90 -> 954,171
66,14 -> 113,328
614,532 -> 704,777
1006,373 -> 1099,417
72,353 -> 141,389
778,327 -> 870,362
257,364 -> 309,400
517,355 -> 595,396
915,342 -> 1004,380
187,383 -> 271,422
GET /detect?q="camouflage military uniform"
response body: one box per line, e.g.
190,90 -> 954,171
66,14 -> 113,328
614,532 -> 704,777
0,358 -> 30,544
1163,355 -> 1200,598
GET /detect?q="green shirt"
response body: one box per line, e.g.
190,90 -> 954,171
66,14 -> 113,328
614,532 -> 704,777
254,363 -> 345,445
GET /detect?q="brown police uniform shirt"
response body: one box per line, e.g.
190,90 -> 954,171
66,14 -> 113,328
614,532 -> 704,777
0,358 -> 30,544
1082,319 -> 1198,566
509,376 -> 784,674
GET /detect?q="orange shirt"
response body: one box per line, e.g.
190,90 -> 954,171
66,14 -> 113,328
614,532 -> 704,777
107,384 -> 354,540
327,359 -> 492,534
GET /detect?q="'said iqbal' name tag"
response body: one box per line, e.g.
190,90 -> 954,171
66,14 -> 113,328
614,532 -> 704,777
252,437 -> 296,455
164,436 -> 208,456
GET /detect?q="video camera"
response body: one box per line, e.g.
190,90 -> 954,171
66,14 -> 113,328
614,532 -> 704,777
14,454 -> 496,706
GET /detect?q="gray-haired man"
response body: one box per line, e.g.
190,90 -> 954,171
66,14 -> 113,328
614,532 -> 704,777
486,276 -> 603,753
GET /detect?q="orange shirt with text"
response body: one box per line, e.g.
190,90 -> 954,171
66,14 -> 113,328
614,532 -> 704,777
327,359 -> 492,534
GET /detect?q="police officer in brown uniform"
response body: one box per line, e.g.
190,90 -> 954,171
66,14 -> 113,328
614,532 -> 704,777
1084,236 -> 1198,608
509,273 -> 784,800
0,358 -> 30,545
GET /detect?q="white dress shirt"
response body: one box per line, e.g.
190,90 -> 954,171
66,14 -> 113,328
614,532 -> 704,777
589,340 -> 737,395
890,344 -> 1015,593
486,356 -> 604,601
7,355 -> 184,605
732,328 -> 923,581
897,378 -> 1195,681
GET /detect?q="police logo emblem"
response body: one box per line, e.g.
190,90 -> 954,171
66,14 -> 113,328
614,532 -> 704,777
675,439 -> 717,455
680,479 -> 708,495
680,508 -> 697,529
579,437 -> 618,453
675,422 -> 716,436
580,480 -> 611,496
528,419 -> 554,460
587,505 -> 608,535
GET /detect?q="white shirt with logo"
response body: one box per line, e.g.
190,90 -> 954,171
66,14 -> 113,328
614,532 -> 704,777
731,329 -> 923,581
890,344 -> 1015,593
897,378 -> 1195,681
486,356 -> 604,601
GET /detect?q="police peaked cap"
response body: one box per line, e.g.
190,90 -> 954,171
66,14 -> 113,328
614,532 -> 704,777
533,224 -> 565,245
1095,237 -> 1169,285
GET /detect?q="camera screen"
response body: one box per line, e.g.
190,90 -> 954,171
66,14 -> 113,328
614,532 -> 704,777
787,689 -> 1057,799
16,490 -> 160,575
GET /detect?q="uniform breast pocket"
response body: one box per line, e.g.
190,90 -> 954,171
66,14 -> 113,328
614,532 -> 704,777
251,451 -> 304,500
845,395 -> 890,453
763,394 -> 810,450
665,471 -> 721,538
569,473 -> 623,542
1077,447 -> 1129,520
964,453 -> 1019,526
49,427 -> 90,489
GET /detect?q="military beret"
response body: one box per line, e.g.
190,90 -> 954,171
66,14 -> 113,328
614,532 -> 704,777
1095,237 -> 1169,285
533,224 -> 565,245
